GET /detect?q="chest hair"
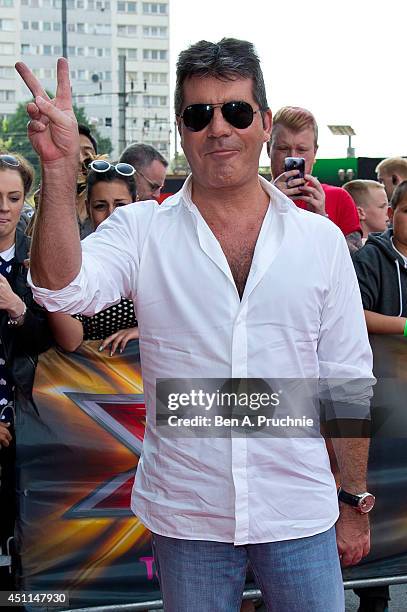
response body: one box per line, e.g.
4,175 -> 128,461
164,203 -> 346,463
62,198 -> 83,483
211,223 -> 261,299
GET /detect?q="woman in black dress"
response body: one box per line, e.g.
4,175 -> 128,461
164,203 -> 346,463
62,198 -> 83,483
47,160 -> 140,354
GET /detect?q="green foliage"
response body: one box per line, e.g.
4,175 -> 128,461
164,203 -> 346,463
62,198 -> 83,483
0,100 -> 112,186
169,152 -> 190,175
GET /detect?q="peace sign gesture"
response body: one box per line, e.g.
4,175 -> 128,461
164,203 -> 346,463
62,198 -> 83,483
15,58 -> 79,163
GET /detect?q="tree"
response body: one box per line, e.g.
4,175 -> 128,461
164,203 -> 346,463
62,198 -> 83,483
1,99 -> 112,186
169,152 -> 190,175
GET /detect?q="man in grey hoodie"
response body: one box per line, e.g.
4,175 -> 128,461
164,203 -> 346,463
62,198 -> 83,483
353,180 -> 407,335
352,183 -> 407,612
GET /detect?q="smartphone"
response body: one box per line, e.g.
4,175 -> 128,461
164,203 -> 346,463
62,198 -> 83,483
284,157 -> 305,179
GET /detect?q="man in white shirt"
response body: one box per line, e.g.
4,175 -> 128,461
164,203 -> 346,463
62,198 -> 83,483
16,38 -> 374,612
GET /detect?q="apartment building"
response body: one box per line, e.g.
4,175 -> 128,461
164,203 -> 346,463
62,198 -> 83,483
0,0 -> 170,157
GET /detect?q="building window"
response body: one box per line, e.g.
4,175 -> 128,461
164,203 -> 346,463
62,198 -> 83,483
118,0 -> 137,11
0,90 -> 15,103
43,45 -> 52,55
77,70 -> 86,80
31,21 -> 39,30
22,20 -> 29,30
143,49 -> 167,61
117,24 -> 137,36
0,66 -> 14,78
142,2 -> 167,14
21,44 -> 30,55
0,19 -> 15,31
68,45 -> 75,55
53,45 -> 61,54
0,0 -> 14,6
77,47 -> 85,56
53,21 -> 61,31
43,21 -> 51,31
143,25 -> 167,37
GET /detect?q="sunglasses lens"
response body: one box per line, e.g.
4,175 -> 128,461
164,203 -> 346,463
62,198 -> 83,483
222,101 -> 254,129
90,159 -> 110,172
115,163 -> 135,176
0,154 -> 20,167
182,104 -> 213,132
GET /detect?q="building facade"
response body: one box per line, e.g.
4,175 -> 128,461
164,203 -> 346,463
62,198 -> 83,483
0,0 -> 170,158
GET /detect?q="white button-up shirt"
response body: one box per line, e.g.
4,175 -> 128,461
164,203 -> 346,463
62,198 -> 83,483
30,176 -> 373,545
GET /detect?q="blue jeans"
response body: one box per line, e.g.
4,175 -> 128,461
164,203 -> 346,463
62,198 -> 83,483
152,526 -> 344,612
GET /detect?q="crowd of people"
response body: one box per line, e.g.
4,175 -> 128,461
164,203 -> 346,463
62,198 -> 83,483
0,36 -> 406,612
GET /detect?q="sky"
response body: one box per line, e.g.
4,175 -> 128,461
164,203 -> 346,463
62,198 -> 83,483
169,0 -> 407,164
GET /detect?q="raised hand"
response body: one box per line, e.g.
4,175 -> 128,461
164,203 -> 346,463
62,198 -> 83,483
15,58 -> 79,163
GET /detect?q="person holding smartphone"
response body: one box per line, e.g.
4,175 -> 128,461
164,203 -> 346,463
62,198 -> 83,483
268,105 -> 362,253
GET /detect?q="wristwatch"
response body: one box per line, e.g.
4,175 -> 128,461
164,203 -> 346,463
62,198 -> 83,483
8,302 -> 27,327
338,487 -> 375,514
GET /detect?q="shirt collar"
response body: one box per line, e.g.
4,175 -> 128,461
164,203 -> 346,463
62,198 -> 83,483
178,173 -> 299,216
0,244 -> 15,262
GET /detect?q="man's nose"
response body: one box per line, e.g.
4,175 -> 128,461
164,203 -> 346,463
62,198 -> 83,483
207,107 -> 232,137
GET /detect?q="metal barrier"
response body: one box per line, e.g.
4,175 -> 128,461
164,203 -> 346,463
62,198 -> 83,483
60,577 -> 407,612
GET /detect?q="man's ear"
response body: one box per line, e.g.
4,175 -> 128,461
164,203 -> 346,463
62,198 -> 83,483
262,109 -> 272,143
392,174 -> 399,186
356,206 -> 366,221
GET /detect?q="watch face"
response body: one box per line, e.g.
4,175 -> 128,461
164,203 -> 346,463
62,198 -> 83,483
359,493 -> 375,513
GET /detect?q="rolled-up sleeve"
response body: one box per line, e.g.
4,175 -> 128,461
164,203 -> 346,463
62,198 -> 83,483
317,233 -> 375,419
28,202 -> 150,316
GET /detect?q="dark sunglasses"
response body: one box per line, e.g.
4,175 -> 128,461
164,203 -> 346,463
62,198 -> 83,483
0,154 -> 20,167
89,159 -> 135,176
178,101 -> 262,132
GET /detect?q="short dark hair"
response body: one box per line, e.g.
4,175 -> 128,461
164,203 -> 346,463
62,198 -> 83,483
78,123 -> 98,154
390,180 -> 407,210
119,143 -> 168,170
0,152 -> 34,197
86,164 -> 137,202
174,38 -> 269,116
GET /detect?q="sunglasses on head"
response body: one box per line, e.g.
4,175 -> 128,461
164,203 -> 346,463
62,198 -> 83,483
89,159 -> 135,176
0,154 -> 20,167
178,101 -> 263,132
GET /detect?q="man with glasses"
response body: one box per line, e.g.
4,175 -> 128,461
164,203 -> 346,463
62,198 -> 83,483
17,38 -> 374,611
119,143 -> 168,202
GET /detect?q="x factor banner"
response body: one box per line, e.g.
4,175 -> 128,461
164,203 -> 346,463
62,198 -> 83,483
15,335 -> 407,608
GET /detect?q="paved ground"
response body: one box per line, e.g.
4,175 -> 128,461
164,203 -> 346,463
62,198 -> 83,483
150,584 -> 407,611
346,584 -> 407,611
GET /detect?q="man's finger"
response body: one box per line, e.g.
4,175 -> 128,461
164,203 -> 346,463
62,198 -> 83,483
27,102 -> 42,121
34,96 -> 73,127
28,119 -> 48,134
15,62 -> 50,101
304,174 -> 324,193
56,58 -> 73,107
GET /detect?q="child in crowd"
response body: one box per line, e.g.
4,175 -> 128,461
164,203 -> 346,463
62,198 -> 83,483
352,181 -> 407,612
353,180 -> 407,334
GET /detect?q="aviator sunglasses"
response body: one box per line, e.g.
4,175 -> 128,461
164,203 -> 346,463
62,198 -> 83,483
89,159 -> 136,176
177,101 -> 263,132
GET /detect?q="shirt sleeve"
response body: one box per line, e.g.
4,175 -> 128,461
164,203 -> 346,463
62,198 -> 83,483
336,188 -> 362,236
28,203 -> 150,316
317,233 -> 374,418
